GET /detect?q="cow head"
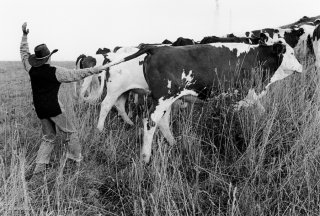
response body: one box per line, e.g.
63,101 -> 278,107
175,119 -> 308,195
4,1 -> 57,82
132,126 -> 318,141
273,43 -> 303,81
292,24 -> 316,59
82,56 -> 97,68
256,42 -> 302,90
258,33 -> 269,44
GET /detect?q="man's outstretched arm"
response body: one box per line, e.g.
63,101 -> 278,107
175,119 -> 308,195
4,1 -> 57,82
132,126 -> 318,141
54,65 -> 105,83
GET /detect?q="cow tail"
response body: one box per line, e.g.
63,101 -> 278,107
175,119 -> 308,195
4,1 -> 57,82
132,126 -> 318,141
102,46 -> 153,69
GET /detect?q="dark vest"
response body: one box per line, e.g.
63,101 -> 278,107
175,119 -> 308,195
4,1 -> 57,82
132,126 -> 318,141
29,64 -> 62,119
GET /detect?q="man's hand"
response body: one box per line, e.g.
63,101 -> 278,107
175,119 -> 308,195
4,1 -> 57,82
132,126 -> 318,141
22,22 -> 29,35
94,65 -> 106,73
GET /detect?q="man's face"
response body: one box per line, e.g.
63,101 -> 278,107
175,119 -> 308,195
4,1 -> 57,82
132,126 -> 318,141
46,57 -> 51,64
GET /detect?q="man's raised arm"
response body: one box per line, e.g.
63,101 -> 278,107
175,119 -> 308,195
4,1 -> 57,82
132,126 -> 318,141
20,22 -> 31,72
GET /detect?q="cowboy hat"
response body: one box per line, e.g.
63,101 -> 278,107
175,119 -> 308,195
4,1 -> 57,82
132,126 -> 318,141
28,44 -> 58,67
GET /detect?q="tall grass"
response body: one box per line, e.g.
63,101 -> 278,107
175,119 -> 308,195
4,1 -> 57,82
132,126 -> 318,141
1,59 -> 320,215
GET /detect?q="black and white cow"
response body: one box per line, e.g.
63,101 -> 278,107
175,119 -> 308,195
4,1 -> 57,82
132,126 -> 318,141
227,25 -> 317,60
313,24 -> 320,68
200,35 -> 261,44
76,53 -> 108,102
280,15 -> 320,29
162,39 -> 173,44
171,37 -> 196,46
100,41 -> 303,162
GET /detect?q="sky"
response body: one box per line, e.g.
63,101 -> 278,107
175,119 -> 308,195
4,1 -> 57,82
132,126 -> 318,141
0,0 -> 319,61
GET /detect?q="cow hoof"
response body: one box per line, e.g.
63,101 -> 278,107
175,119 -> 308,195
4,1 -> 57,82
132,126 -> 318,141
97,125 -> 104,132
141,153 -> 150,164
168,139 -> 177,146
126,120 -> 134,126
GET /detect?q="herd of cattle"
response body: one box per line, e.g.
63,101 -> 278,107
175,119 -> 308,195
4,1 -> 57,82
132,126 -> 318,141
73,16 -> 320,163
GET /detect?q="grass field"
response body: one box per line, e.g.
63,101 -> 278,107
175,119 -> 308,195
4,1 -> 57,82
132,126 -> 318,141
1,59 -> 320,215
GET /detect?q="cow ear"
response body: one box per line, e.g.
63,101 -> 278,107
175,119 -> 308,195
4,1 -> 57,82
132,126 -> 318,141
273,43 -> 286,54
258,39 -> 265,46
314,19 -> 320,25
259,33 -> 268,44
96,48 -> 102,55
258,35 -> 267,46
76,54 -> 86,67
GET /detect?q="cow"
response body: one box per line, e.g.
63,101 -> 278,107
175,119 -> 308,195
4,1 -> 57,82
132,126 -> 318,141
99,41 -> 303,163
226,25 -> 316,61
313,24 -> 320,68
78,46 -> 184,144
171,37 -> 196,46
200,35 -> 261,44
76,53 -> 108,102
280,15 -> 320,29
84,39 -> 199,128
162,39 -> 172,44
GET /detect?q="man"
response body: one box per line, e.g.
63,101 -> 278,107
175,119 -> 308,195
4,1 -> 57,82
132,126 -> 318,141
20,22 -> 105,180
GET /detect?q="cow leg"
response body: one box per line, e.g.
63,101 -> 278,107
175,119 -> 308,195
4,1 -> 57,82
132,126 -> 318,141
114,93 -> 134,126
127,92 -> 134,119
141,100 -> 175,163
141,91 -> 198,163
141,117 -> 158,163
158,107 -> 176,145
97,94 -> 120,131
80,76 -> 93,99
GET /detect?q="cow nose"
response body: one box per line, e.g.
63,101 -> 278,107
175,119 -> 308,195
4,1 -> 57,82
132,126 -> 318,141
296,64 -> 303,73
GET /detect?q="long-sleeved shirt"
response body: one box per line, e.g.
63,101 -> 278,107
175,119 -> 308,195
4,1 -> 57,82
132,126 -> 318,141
20,34 -> 101,82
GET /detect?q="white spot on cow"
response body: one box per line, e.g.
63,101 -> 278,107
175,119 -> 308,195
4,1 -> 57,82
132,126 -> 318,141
181,70 -> 194,86
167,80 -> 172,94
209,43 -> 258,57
151,89 -> 198,123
